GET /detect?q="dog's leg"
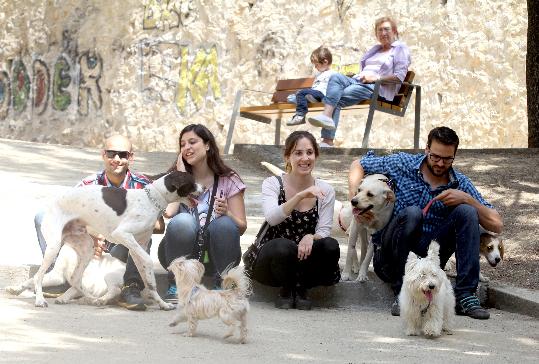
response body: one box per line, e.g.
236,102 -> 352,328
239,313 -> 248,344
169,308 -> 188,327
356,229 -> 373,282
34,240 -> 63,307
57,241 -> 95,304
422,307 -> 443,338
186,317 -> 198,337
479,270 -> 490,282
342,221 -> 359,281
111,232 -> 174,310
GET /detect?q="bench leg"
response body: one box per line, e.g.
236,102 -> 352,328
362,103 -> 377,148
414,86 -> 421,149
224,90 -> 242,154
275,118 -> 281,146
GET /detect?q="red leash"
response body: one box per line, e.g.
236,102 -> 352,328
422,198 -> 436,216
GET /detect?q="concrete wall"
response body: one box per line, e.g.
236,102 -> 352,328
0,0 -> 527,151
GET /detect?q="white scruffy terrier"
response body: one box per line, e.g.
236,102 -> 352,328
399,241 -> 455,338
167,257 -> 251,344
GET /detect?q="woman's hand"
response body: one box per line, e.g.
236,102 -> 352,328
176,154 -> 186,172
359,74 -> 380,84
213,196 -> 228,216
298,234 -> 314,260
354,210 -> 375,224
299,185 -> 326,200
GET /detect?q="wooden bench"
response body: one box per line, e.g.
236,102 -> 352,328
224,70 -> 421,154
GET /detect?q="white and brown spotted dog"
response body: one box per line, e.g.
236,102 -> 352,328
31,171 -> 203,310
479,226 -> 504,282
340,174 -> 395,282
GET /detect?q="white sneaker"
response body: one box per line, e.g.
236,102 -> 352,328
319,142 -> 333,148
307,115 -> 336,130
305,94 -> 318,103
287,114 -> 306,126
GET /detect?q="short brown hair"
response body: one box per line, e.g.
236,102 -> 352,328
310,46 -> 332,65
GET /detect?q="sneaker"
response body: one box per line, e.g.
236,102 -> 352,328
319,142 -> 333,148
164,284 -> 178,304
295,285 -> 312,310
275,287 -> 294,309
391,297 -> 400,316
307,115 -> 336,130
287,114 -> 306,126
305,94 -> 318,103
456,295 -> 490,320
118,282 -> 147,311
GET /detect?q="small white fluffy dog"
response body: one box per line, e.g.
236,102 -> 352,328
167,257 -> 251,344
399,241 -> 455,338
340,174 -> 395,282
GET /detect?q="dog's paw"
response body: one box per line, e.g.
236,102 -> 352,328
479,273 -> 490,282
54,297 -> 69,305
160,302 -> 175,311
405,328 -> 420,336
351,263 -> 360,274
169,321 -> 179,327
341,272 -> 352,281
355,273 -> 369,283
35,298 -> 49,308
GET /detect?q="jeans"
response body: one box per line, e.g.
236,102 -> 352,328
321,73 -> 375,140
158,213 -> 242,284
291,89 -> 324,116
373,205 -> 480,300
34,210 -> 148,288
251,237 -> 340,289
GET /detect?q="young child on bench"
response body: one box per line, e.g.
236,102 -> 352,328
287,46 -> 336,128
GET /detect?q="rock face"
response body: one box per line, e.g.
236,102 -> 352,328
0,0 -> 527,151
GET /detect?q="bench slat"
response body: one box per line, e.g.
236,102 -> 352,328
275,78 -> 314,91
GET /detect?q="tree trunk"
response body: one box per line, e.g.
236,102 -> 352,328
528,0 -> 539,147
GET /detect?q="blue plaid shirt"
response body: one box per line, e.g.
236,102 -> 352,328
360,151 -> 493,244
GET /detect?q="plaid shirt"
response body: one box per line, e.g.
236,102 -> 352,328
77,170 -> 151,189
360,151 -> 493,244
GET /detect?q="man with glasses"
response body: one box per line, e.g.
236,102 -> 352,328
34,135 -> 164,311
348,126 -> 503,319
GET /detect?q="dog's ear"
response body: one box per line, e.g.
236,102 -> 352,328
499,239 -> 504,259
385,189 -> 396,203
427,241 -> 441,267
405,251 -> 418,273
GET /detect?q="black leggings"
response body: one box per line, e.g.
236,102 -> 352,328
251,237 -> 340,289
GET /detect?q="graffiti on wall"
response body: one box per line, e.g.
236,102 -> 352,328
139,41 -> 220,115
143,0 -> 198,30
0,51 -> 103,120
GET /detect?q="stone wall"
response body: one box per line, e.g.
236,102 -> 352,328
0,0 -> 528,151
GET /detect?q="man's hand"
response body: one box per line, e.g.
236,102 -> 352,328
297,234 -> 314,260
93,234 -> 107,258
435,189 -> 472,207
359,74 -> 379,84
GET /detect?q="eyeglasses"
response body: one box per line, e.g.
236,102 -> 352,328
377,26 -> 393,33
428,152 -> 455,164
104,150 -> 131,159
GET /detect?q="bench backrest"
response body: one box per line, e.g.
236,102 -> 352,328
271,70 -> 415,108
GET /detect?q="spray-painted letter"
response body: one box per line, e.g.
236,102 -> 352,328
0,71 -> 11,120
53,56 -> 72,111
78,51 -> 103,116
11,60 -> 31,114
33,60 -> 50,115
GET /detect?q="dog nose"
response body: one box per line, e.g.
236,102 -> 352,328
495,257 -> 501,263
351,199 -> 358,206
428,283 -> 435,290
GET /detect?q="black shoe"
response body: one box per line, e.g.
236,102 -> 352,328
391,297 -> 400,316
118,282 -> 147,311
456,295 -> 490,320
275,287 -> 294,309
295,285 -> 312,311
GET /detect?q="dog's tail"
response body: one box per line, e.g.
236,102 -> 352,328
260,161 -> 285,176
221,264 -> 252,298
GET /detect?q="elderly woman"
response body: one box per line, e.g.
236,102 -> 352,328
308,16 -> 411,147
243,131 -> 340,310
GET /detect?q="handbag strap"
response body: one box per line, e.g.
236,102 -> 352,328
255,175 -> 283,239
203,174 -> 220,231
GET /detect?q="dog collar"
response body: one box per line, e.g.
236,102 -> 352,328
420,301 -> 431,317
188,286 -> 200,304
144,186 -> 166,214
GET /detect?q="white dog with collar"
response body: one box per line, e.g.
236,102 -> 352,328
31,171 -> 202,310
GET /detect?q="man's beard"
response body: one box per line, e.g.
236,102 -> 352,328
426,161 -> 448,177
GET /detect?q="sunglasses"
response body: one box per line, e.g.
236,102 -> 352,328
104,150 -> 131,159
